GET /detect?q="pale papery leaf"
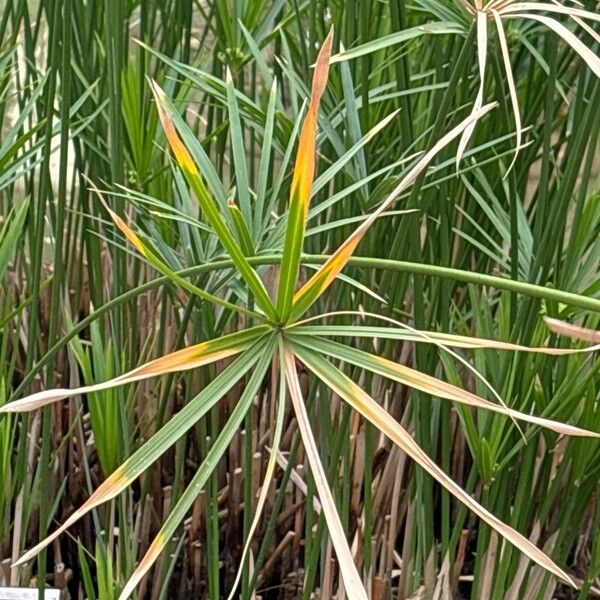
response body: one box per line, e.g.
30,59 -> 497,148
570,14 -> 600,44
13,464 -> 133,566
225,350 -> 287,600
506,13 -> 600,78
291,309 -> 516,422
295,346 -> 577,588
290,102 -> 497,321
544,317 -> 600,344
291,310 -> 600,354
457,0 -> 477,14
289,307 -> 599,437
549,0 -> 600,45
456,11 -> 488,168
283,349 -> 368,600
492,9 -> 523,175
296,335 -> 599,438
486,0 -> 512,10
10,341 -> 269,567
117,338 -> 277,599
499,2 -> 600,23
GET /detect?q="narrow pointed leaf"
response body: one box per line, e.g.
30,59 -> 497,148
91,179 -> 262,320
119,336 -> 276,599
275,30 -> 333,321
266,109 -> 399,250
456,11 -> 488,168
293,344 -> 576,588
290,324 -> 599,354
291,335 -> 599,438
226,346 -> 287,600
228,198 -> 255,256
289,102 -> 497,321
11,338 -> 270,566
302,266 -> 388,306
492,10 -> 523,174
507,14 -> 600,78
313,110 -> 400,198
329,22 -> 465,64
283,348 -> 368,600
291,308 -> 600,435
225,67 -> 253,228
1,326 -> 269,413
149,79 -> 278,321
499,3 -> 600,23
256,78 -> 279,238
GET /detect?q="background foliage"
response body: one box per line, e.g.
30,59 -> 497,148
0,0 -> 599,598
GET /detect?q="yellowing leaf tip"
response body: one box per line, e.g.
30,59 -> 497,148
148,79 -> 199,176
311,29 -> 334,103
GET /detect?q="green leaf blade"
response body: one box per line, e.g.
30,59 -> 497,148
275,30 -> 333,322
149,79 -> 278,322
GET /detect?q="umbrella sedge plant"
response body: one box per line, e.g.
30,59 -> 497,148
331,0 -> 600,171
2,31 -> 599,598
